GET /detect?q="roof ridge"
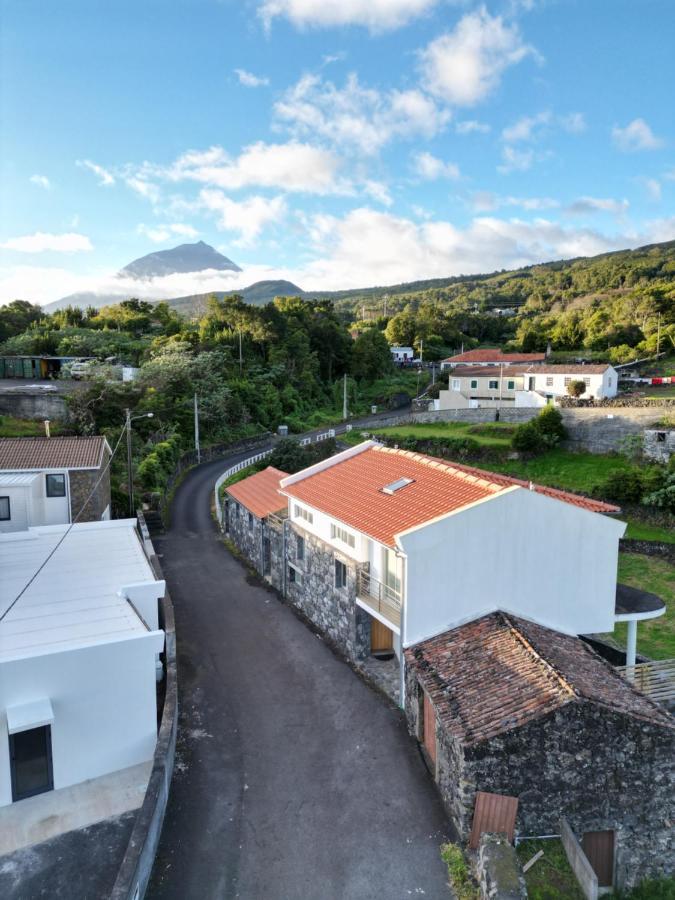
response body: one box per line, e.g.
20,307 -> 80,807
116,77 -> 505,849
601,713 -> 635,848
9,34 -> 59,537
374,445 -> 504,494
500,612 -> 577,699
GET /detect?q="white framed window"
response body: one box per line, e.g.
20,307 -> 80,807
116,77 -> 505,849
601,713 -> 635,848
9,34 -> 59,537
0,496 -> 9,521
289,565 -> 303,585
608,377 -> 613,387
451,378 -> 460,391
46,473 -> 66,497
583,377 -> 591,386
546,376 -> 553,387
507,380 -> 515,390
294,504 -> 313,524
331,523 -> 356,548
470,379 -> 478,389
489,380 -> 498,390
564,377 -> 571,386
334,558 -> 347,590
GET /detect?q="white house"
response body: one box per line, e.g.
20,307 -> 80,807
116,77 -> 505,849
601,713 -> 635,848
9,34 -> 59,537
390,346 -> 414,363
0,519 -> 165,807
0,436 -> 112,532
515,364 -> 618,405
278,442 -> 637,701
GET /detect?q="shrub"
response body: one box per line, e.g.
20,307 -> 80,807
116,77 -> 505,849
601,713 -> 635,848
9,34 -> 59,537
567,379 -> 587,398
440,843 -> 478,900
512,420 -> 546,454
643,472 -> 675,514
536,405 -> 567,447
597,469 -> 645,505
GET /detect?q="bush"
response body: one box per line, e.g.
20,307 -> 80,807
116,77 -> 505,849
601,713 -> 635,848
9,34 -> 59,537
512,420 -> 546,454
512,406 -> 566,455
598,469 -> 645,505
567,379 -> 587,398
440,843 -> 478,900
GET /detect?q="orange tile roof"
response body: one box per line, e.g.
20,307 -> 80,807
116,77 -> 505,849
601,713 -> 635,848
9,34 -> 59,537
0,436 -> 108,470
444,349 -> 546,364
282,446 -> 506,547
226,466 -> 288,519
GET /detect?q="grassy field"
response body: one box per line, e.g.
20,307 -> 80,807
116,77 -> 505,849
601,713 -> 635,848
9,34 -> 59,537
352,420 -> 516,447
0,416 -> 67,437
516,839 -> 584,900
623,520 -> 675,543
609,553 -> 675,660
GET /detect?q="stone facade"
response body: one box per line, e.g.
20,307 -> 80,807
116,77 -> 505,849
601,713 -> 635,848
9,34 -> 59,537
225,497 -> 285,593
406,668 -> 675,890
285,524 -> 371,662
476,833 -> 527,900
644,428 -> 675,462
69,449 -> 111,521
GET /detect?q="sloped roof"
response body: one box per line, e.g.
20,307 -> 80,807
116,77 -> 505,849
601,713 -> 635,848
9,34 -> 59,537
405,612 -> 673,746
0,436 -> 108,471
226,466 -> 288,519
444,349 -> 546,364
447,364 -> 611,378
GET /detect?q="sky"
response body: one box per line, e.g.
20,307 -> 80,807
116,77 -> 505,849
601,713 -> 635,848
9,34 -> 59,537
1,0 -> 674,305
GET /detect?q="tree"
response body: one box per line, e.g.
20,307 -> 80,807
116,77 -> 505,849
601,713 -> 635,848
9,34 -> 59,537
567,379 -> 587,398
350,329 -> 393,381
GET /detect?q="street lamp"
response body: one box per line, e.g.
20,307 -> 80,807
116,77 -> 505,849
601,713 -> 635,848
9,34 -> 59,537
125,409 -> 154,517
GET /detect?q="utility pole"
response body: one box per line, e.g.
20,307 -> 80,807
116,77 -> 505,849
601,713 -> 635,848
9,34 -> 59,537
420,339 -> 424,363
238,331 -> 243,376
194,393 -> 201,464
383,294 -> 389,318
432,363 -> 436,385
343,373 -> 348,419
657,312 -> 661,356
125,408 -> 133,517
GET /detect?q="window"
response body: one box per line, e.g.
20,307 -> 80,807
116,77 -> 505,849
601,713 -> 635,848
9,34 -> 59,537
334,558 -> 347,589
0,497 -> 9,521
289,565 -> 302,586
294,504 -> 313,524
489,380 -> 498,390
564,377 -> 571,387
608,377 -> 612,387
45,474 -> 66,498
546,376 -> 553,387
656,432 -> 666,443
297,534 -> 305,561
331,523 -> 356,548
470,379 -> 478,389
451,378 -> 460,391
248,511 -> 253,528
507,380 -> 515,390
583,377 -> 591,387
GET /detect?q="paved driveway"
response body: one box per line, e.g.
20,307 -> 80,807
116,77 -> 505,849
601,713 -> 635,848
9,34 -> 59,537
147,452 -> 451,900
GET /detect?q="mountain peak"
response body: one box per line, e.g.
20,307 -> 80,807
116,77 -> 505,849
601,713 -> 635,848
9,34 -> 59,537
119,241 -> 241,280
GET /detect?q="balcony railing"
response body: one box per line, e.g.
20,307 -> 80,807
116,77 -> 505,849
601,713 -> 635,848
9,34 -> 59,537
356,569 -> 402,629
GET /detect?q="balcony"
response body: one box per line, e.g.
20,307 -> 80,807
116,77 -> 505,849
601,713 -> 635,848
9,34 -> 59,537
356,568 -> 402,630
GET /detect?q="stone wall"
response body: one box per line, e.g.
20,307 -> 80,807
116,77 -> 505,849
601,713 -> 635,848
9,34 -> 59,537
70,451 -> 111,521
405,673 -> 674,890
644,428 -> 675,462
226,497 -> 265,572
0,389 -> 69,421
476,833 -> 527,900
285,524 -> 371,662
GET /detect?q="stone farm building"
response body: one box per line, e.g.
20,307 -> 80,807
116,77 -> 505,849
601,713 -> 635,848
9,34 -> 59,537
0,436 -> 112,532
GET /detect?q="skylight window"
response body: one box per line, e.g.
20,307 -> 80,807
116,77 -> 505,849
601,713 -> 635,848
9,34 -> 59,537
382,477 -> 414,495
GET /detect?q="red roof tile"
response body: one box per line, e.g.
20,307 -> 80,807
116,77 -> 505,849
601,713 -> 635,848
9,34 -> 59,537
405,612 -> 672,745
0,436 -> 108,470
226,466 -> 288,519
444,349 -> 546,365
282,446 -> 505,547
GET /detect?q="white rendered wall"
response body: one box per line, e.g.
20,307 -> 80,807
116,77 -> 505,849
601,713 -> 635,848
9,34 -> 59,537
0,486 -> 30,532
289,502 -> 369,563
398,486 -> 625,647
529,372 -> 609,400
0,630 -> 164,806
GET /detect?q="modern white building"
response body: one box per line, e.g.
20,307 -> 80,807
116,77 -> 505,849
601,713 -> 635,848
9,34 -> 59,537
0,519 -> 165,807
390,346 -> 414,363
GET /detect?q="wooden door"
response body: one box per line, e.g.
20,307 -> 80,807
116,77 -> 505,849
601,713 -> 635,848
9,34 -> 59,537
582,831 -> 614,887
371,618 -> 394,653
423,692 -> 436,765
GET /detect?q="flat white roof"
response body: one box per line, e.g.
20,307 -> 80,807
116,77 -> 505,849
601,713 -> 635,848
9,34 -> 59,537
0,472 -> 39,487
0,519 -> 163,663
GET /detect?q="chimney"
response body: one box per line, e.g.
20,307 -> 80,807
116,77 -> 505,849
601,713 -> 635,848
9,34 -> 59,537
44,420 -> 51,438
546,341 -> 552,358
529,481 -> 535,491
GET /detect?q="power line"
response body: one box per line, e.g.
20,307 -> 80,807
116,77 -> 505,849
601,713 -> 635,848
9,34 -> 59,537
0,424 -> 128,623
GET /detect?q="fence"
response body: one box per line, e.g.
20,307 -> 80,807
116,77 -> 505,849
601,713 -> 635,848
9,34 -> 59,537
616,658 -> 675,706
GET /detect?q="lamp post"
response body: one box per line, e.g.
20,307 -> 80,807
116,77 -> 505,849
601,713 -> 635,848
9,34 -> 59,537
125,409 -> 154,517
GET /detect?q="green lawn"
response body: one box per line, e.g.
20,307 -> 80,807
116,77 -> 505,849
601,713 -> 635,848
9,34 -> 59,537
0,416 -> 67,437
609,553 -> 675,660
362,420 -> 515,447
624,520 -> 675,543
516,839 -> 584,900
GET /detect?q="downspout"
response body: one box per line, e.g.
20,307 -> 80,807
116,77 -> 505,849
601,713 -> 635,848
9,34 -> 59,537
282,518 -> 288,598
398,552 -> 407,710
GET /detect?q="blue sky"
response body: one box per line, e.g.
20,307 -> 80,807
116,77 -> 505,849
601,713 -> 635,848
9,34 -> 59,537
1,0 -> 674,304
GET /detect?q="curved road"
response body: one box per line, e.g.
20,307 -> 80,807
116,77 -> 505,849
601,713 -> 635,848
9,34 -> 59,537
147,447 -> 451,899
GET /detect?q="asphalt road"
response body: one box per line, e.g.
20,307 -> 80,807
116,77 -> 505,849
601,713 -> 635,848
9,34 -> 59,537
147,449 -> 452,900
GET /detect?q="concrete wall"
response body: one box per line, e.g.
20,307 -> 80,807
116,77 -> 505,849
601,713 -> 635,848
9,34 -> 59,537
398,486 -> 625,647
0,630 -> 164,806
0,391 -> 69,421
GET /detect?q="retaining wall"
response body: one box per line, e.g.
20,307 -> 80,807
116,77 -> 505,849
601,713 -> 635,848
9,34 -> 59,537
110,515 -> 177,900
0,390 -> 69,421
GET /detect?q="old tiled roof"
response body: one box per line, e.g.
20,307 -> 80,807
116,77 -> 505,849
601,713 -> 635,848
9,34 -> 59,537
405,612 -> 673,746
444,349 -> 546,364
226,466 -> 288,519
282,444 -> 618,546
446,364 -> 611,378
283,445 -> 506,547
0,436 -> 108,470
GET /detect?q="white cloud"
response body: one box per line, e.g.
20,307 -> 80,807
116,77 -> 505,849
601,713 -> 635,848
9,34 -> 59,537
566,196 -> 629,216
612,118 -> 664,152
363,180 -> 393,206
259,0 -> 440,32
30,175 -> 51,190
125,176 -> 161,204
455,119 -> 490,135
235,68 -> 270,87
471,192 -> 559,212
641,178 -> 662,202
197,191 -> 287,244
77,159 -> 115,186
420,8 -> 536,106
137,223 -> 199,243
0,232 -> 93,253
274,72 -> 449,155
412,151 -> 460,180
560,112 -> 586,134
501,111 -> 550,143
498,145 -> 535,173
164,141 -> 344,194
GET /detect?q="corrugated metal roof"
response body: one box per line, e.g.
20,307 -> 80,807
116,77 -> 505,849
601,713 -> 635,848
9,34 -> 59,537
0,436 -> 107,470
226,466 -> 289,519
0,472 -> 40,486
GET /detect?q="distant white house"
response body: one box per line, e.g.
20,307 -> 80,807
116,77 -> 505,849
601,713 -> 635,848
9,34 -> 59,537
390,346 -> 414,363
0,519 -> 165,807
0,436 -> 112,532
516,364 -> 618,405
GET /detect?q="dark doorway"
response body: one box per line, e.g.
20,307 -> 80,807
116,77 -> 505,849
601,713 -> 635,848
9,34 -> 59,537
582,830 -> 615,887
9,725 -> 54,802
262,537 -> 271,575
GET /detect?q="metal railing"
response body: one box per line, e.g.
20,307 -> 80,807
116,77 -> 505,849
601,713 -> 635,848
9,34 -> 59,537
617,658 -> 675,706
214,450 -> 274,528
356,569 -> 402,628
